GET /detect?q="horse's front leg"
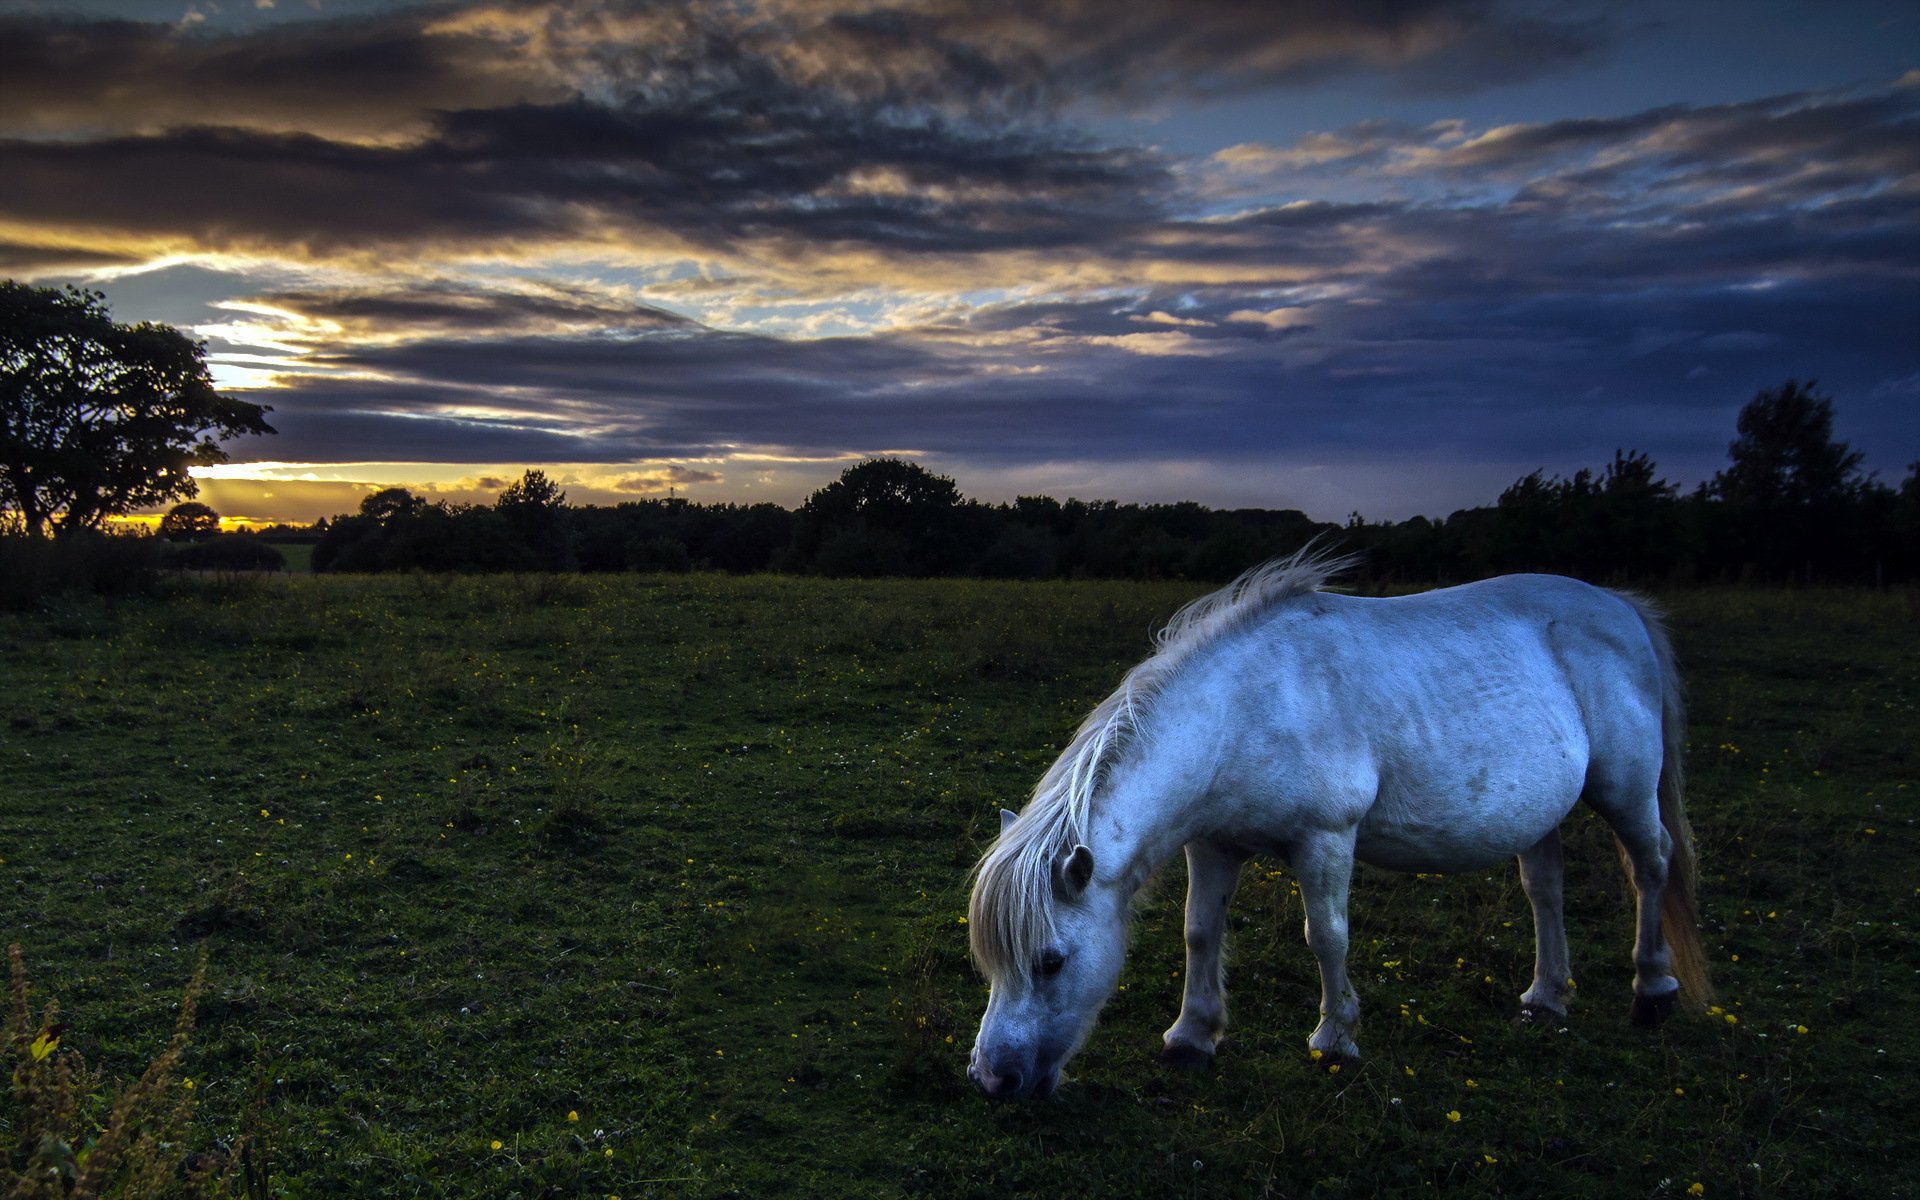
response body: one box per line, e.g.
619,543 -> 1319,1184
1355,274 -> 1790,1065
1161,839 -> 1249,1069
1517,827 -> 1575,1022
1291,829 -> 1361,1061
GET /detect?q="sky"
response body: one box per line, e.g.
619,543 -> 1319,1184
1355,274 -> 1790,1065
3,0 -> 1917,525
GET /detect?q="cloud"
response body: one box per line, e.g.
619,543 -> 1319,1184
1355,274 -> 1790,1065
0,239 -> 142,274
767,0 -> 1613,111
1227,307 -> 1314,330
0,0 -> 1618,273
0,94 -> 1170,269
1869,372 -> 1920,399
610,465 -> 725,493
205,280 -> 693,348
0,8 -> 565,139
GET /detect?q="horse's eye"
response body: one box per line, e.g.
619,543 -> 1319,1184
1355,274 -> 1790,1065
1036,950 -> 1067,979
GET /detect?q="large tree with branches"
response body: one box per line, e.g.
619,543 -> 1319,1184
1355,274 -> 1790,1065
1,281 -> 274,537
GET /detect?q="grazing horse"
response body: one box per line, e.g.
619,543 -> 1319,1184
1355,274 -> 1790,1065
966,551 -> 1710,1100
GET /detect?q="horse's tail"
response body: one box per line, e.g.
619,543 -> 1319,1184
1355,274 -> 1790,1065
1617,592 -> 1714,1006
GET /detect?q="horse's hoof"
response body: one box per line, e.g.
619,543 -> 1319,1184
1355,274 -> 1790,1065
1629,990 -> 1678,1028
1517,1003 -> 1568,1029
1159,1042 -> 1215,1071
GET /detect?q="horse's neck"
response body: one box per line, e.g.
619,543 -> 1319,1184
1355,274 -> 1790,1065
1090,721 -> 1219,896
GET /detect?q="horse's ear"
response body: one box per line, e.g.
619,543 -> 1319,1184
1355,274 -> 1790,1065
1000,808 -> 1019,834
1054,844 -> 1094,899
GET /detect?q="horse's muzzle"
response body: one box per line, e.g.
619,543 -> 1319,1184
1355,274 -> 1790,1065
968,1049 -> 1057,1100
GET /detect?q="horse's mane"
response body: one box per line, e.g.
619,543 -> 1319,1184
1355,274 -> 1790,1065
968,545 -> 1355,989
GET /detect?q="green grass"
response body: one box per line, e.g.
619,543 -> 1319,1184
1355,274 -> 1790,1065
267,542 -> 314,574
1,575 -> 1913,1198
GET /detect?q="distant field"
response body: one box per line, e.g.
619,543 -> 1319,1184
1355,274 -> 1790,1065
1,575 -> 1912,1198
268,541 -> 315,574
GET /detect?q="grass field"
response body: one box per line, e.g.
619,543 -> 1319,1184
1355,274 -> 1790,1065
1,574 -> 1913,1198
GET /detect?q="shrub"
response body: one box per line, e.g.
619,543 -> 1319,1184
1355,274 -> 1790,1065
3,945 -> 251,1199
0,534 -> 161,609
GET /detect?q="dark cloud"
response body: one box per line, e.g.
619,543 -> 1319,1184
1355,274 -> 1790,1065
0,94 -> 1169,260
776,0 -> 1614,112
0,9 -> 564,138
250,282 -> 693,339
0,240 -> 141,274
0,0 -> 1614,264
0,0 -> 1618,145
1224,87 -> 1920,217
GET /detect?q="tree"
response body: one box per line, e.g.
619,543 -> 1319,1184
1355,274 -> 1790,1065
497,468 -> 566,513
787,458 -> 969,575
157,500 -> 221,541
496,469 -> 574,570
802,458 -> 961,534
359,487 -> 426,527
1713,380 -> 1864,510
1711,380 -> 1867,580
0,282 -> 274,536
1584,450 -> 1680,580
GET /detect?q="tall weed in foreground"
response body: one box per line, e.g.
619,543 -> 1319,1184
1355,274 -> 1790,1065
3,946 -> 251,1199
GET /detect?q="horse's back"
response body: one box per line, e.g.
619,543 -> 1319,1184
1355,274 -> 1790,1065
1214,574 -> 1666,871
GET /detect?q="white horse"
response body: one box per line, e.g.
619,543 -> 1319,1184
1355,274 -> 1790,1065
966,551 -> 1711,1099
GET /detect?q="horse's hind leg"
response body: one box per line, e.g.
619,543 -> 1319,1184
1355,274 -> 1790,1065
1161,840 -> 1249,1069
1290,829 -> 1361,1061
1592,789 -> 1680,1026
1516,828 -> 1574,1023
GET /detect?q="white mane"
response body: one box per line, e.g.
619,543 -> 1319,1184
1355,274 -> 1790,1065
968,546 -> 1355,988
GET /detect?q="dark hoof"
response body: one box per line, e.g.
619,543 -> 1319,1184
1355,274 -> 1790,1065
1630,990 -> 1678,1028
1159,1042 -> 1215,1071
1517,1004 -> 1568,1029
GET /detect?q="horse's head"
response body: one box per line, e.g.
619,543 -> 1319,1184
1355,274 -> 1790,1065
967,810 -> 1129,1100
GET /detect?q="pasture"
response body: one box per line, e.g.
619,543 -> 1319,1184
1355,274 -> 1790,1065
1,574 -> 1912,1198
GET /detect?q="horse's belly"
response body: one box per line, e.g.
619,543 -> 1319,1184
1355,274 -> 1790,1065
1353,771 -> 1582,874
1353,825 -> 1531,874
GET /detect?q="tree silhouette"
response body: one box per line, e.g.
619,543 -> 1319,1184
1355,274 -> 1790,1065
1711,380 -> 1866,580
789,458 -> 970,575
158,501 -> 220,541
1714,380 -> 1864,509
0,281 -> 274,536
496,469 -> 573,570
358,487 -> 426,527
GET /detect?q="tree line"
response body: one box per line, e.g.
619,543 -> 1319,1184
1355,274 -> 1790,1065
293,381 -> 1915,586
